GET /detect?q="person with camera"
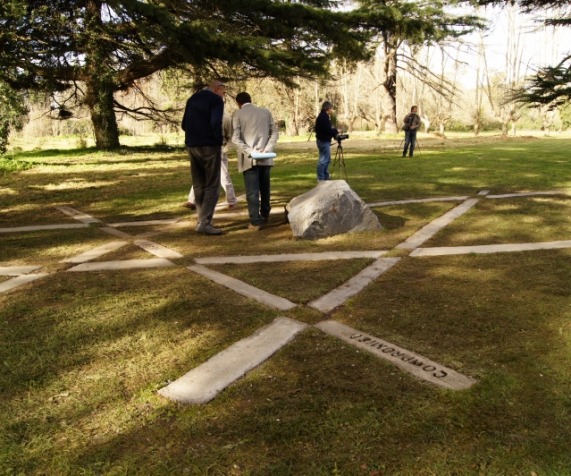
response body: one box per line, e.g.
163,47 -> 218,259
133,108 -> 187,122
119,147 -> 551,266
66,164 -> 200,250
315,101 -> 338,182
402,105 -> 421,158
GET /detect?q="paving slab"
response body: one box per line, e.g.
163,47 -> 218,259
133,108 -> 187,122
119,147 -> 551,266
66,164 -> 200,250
411,240 -> 571,257
0,266 -> 42,276
99,227 -> 133,238
134,240 -> 183,259
188,264 -> 297,311
0,274 -> 50,294
134,231 -> 163,239
368,196 -> 469,207
61,241 -> 128,263
67,258 -> 175,272
486,191 -> 567,199
0,224 -> 89,234
309,258 -> 401,313
195,251 -> 386,265
315,320 -> 476,390
54,206 -> 101,224
107,218 -> 181,228
396,198 -> 480,250
158,317 -> 308,404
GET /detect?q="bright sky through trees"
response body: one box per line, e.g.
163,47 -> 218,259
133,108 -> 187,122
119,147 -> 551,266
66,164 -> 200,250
450,4 -> 569,83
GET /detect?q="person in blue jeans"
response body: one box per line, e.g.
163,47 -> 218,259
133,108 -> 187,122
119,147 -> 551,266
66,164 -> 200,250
402,105 -> 421,158
315,101 -> 338,182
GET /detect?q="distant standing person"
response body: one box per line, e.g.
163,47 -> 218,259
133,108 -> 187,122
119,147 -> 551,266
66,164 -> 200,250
232,92 -> 279,231
314,101 -> 338,182
184,112 -> 237,211
181,79 -> 226,235
402,105 -> 421,158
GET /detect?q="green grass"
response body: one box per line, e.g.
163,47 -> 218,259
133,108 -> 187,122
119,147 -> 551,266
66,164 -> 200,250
1,134 -> 571,475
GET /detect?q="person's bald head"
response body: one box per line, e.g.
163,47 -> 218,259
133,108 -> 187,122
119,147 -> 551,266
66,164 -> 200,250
208,79 -> 226,98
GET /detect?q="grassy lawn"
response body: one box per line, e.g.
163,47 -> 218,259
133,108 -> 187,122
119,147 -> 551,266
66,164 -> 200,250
1,133 -> 571,475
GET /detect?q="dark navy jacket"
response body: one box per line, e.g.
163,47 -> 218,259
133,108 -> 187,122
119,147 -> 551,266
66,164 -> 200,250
181,89 -> 224,147
314,110 -> 338,142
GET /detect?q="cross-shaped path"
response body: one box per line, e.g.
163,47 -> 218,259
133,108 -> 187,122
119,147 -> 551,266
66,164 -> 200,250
2,189 -> 570,403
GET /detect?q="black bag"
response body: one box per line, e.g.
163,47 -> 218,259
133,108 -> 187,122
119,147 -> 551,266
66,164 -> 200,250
401,124 -> 410,131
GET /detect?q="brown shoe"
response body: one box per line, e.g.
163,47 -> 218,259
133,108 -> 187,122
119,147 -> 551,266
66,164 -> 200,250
183,202 -> 196,210
248,223 -> 262,231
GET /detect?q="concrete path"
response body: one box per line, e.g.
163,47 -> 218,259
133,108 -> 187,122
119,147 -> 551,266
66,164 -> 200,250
411,240 -> 571,257
62,241 -> 128,264
4,189 -> 570,403
396,198 -> 480,250
188,264 -> 297,311
54,206 -> 101,224
369,196 -> 469,207
486,190 -> 568,199
316,320 -> 476,390
0,265 -> 42,276
0,224 -> 89,234
195,251 -> 386,265
0,273 -> 50,293
309,258 -> 401,313
133,240 -> 184,259
68,258 -> 176,272
158,317 -> 308,404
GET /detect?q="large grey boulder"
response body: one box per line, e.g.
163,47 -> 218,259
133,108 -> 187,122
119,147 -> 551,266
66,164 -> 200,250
285,180 -> 381,239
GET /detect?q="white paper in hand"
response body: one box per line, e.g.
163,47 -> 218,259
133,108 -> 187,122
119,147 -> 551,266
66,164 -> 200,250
250,152 -> 277,160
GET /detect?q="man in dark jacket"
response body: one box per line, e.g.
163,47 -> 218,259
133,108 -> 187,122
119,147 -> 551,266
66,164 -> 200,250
314,101 -> 338,182
181,79 -> 226,235
402,105 -> 421,158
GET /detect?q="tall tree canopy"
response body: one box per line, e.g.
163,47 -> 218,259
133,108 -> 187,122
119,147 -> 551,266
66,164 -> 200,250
0,0 -> 377,149
472,0 -> 571,107
354,0 -> 482,133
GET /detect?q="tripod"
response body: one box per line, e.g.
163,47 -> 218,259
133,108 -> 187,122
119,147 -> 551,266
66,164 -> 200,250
398,137 -> 422,157
331,140 -> 348,181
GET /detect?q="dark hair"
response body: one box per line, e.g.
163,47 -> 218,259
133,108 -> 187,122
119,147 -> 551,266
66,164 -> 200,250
236,92 -> 252,105
321,101 -> 333,111
411,105 -> 418,112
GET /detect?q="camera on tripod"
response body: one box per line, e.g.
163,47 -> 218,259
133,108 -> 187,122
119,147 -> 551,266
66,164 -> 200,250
335,133 -> 349,143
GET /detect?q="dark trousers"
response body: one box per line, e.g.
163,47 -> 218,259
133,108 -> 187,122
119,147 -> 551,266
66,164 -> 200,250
188,146 -> 221,226
243,165 -> 271,225
403,129 -> 417,157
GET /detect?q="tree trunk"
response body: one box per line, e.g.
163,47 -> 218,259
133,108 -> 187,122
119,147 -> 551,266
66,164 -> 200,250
85,78 -> 121,150
381,39 -> 398,134
501,120 -> 509,136
284,87 -> 300,136
83,0 -> 120,150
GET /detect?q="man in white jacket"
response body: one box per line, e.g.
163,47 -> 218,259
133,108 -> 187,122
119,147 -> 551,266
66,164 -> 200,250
232,92 -> 279,230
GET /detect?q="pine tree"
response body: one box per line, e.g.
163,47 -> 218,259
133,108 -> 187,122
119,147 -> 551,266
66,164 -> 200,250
0,0 -> 373,149
354,0 -> 482,133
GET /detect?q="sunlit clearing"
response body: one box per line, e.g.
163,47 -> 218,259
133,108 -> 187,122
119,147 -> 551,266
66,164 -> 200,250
37,180 -> 118,190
